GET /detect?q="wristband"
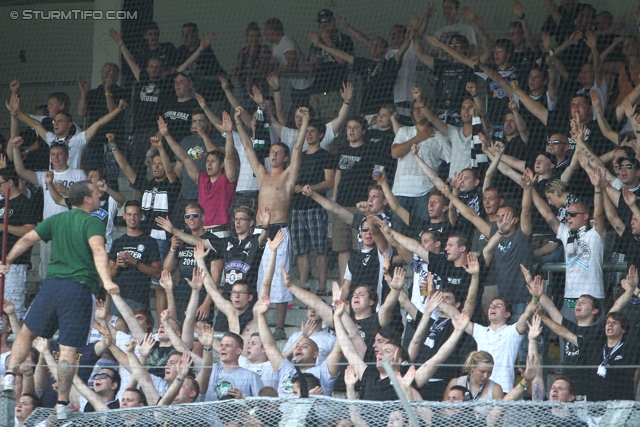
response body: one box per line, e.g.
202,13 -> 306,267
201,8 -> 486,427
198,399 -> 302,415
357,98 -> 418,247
272,88 -> 281,92
23,372 -> 34,377
548,49 -> 555,57
134,259 -> 140,268
109,143 -> 118,152
418,103 -> 425,108
497,230 -> 505,235
110,315 -> 119,327
203,347 -> 213,352
170,247 -> 177,252
531,296 -> 539,304
343,100 -> 350,105
519,381 -> 528,390
594,191 -> 601,194
176,376 -> 185,382
118,43 -> 124,48
10,113 -> 17,118
104,92 -> 112,97
518,13 -> 525,20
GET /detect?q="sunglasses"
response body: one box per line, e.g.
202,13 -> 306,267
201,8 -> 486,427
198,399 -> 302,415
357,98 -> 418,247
184,213 -> 201,219
93,373 -> 114,381
567,211 -> 587,217
547,140 -> 565,145
360,227 -> 370,232
616,164 -> 635,170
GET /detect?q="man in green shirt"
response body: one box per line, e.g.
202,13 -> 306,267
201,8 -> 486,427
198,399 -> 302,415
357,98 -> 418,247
0,180 -> 119,420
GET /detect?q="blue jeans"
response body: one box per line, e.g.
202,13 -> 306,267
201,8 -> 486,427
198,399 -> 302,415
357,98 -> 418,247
396,193 -> 431,223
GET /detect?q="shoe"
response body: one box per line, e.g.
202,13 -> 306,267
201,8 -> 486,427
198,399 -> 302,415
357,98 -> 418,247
315,290 -> 327,296
272,327 -> 287,340
2,373 -> 14,391
56,403 -> 79,420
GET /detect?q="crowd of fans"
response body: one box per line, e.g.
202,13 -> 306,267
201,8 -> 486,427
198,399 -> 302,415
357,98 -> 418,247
1,0 -> 640,425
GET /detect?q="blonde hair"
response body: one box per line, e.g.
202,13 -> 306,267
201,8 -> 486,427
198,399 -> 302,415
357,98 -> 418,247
544,179 -> 567,196
462,351 -> 494,374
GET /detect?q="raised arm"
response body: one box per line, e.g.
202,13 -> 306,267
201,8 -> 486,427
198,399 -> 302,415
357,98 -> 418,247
591,90 -> 619,144
158,353 -> 193,405
424,35 -> 474,68
288,107 -> 309,181
125,340 -> 160,405
510,81 -> 549,126
107,133 -> 137,183
415,310 -> 469,387
586,167 -> 605,237
611,265 -> 639,313
523,265 -> 563,324
540,314 -> 578,347
336,15 -> 372,46
301,185 -> 355,225
83,100 -> 128,141
414,88 -> 449,135
333,301 -> 366,380
408,292 -> 444,362
282,266 -> 335,327
157,117 -> 199,182
378,267 -> 404,328
234,106 -> 267,178
527,170 -> 559,234
441,185 -> 492,237
109,28 -> 142,81
307,34 -> 354,64
176,32 -> 216,73
410,144 -> 447,188
255,295 -> 286,371
394,26 -> 415,63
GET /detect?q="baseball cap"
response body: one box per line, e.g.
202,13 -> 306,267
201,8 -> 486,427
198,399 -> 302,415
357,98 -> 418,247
175,70 -> 195,82
539,152 -> 558,165
317,9 -> 334,23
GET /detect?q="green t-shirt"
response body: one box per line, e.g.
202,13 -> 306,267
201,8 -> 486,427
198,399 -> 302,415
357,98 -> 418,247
35,209 -> 106,294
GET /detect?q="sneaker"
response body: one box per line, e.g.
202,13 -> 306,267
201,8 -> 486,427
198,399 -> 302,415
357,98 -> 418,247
272,327 -> 287,340
55,403 -> 79,420
2,373 -> 14,391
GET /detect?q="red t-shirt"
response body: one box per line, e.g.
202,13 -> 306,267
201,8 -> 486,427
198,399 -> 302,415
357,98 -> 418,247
198,170 -> 236,226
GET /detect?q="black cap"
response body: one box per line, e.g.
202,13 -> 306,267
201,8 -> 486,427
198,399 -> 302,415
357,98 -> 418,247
174,70 -> 195,82
317,9 -> 334,23
539,152 -> 558,166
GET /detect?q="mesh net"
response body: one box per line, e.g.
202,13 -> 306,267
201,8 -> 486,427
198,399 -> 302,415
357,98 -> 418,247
18,396 -> 640,427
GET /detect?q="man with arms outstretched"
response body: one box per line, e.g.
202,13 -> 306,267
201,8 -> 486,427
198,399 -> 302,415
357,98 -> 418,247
234,105 -> 308,339
0,181 -> 120,420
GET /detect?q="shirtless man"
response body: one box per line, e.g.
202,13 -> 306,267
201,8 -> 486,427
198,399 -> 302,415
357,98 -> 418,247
234,105 -> 308,339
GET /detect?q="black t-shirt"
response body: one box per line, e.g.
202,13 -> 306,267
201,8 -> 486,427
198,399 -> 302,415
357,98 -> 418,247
133,75 -> 176,131
2,194 -> 38,265
146,342 -> 175,378
511,49 -> 539,72
109,233 -> 161,306
358,366 -> 397,401
433,58 -> 477,113
308,31 -> 353,94
561,318 -> 603,395
355,313 -> 381,363
428,253 -> 485,324
132,176 -> 182,234
335,142 -> 386,206
291,148 -> 335,210
364,128 -> 396,182
161,98 -> 201,147
540,4 -> 590,42
476,64 -> 520,126
85,84 -> 128,134
408,213 -> 452,241
454,187 -> 481,238
173,230 -> 224,322
352,56 -> 402,115
223,234 -> 265,290
213,305 -> 254,333
579,334 -> 640,401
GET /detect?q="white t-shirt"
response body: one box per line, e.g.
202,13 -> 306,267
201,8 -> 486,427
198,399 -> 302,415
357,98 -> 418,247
280,358 -> 337,396
557,223 -> 605,299
447,124 -> 473,179
392,126 -> 451,197
386,40 -> 418,103
229,131 -> 260,192
472,323 -> 523,392
101,196 -> 121,253
432,21 -> 477,61
272,35 -> 313,90
281,121 -> 336,152
283,328 -> 336,366
239,356 -> 278,389
35,168 -> 87,219
46,131 -> 88,170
